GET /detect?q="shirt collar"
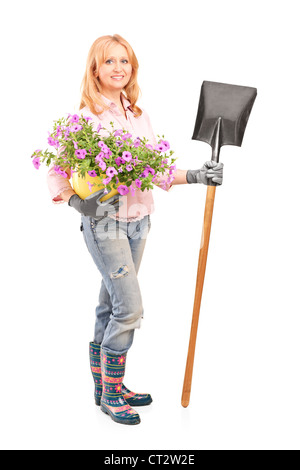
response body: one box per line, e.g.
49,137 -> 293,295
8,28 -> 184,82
97,93 -> 132,112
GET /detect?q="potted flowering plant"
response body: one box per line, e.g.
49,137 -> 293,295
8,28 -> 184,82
31,114 -> 177,201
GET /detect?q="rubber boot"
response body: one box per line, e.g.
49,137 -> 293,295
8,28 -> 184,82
122,385 -> 152,407
89,342 -> 103,406
100,349 -> 140,425
89,342 -> 152,406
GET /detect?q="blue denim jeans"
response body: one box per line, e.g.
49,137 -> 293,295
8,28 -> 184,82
81,214 -> 151,355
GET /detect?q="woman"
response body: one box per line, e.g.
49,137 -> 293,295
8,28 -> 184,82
47,34 -> 223,426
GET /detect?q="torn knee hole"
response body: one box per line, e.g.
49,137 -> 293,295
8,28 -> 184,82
110,265 -> 129,279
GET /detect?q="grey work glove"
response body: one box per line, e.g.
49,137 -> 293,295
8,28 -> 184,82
186,161 -> 224,186
68,189 -> 122,220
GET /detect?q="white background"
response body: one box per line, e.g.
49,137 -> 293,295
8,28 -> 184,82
1,0 -> 299,451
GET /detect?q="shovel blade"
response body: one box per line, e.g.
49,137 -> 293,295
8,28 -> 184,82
192,81 -> 257,148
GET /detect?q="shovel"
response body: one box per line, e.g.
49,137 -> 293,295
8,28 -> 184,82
181,81 -> 257,408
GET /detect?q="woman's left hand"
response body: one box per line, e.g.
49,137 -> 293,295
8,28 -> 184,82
186,161 -> 224,186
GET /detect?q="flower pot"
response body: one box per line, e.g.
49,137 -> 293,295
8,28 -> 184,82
72,173 -> 119,202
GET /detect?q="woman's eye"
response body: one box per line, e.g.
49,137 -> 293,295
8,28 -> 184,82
105,59 -> 129,64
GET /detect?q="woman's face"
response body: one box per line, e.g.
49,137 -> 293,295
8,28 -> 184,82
97,43 -> 132,95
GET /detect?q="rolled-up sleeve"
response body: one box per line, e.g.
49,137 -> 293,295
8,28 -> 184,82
152,172 -> 174,192
47,165 -> 72,204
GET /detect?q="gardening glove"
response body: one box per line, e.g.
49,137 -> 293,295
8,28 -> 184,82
186,161 -> 224,186
68,189 -> 122,220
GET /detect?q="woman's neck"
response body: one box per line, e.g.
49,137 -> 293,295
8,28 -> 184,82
101,90 -> 123,107
101,90 -> 127,118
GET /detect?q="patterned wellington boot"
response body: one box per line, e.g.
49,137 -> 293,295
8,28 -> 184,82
89,343 -> 103,406
100,349 -> 141,425
122,385 -> 152,407
89,342 -> 152,406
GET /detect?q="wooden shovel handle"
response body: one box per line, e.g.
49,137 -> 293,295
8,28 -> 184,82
181,185 -> 216,407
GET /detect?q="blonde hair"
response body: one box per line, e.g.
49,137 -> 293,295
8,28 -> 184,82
80,34 -> 142,117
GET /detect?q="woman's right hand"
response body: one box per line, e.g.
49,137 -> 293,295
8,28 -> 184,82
68,189 -> 122,220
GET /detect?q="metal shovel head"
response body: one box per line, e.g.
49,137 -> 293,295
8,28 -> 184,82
192,81 -> 257,149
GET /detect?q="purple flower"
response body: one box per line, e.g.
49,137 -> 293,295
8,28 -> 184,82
106,167 -> 118,178
114,129 -> 123,137
98,141 -> 112,157
96,123 -> 102,132
69,114 -> 80,123
88,171 -> 97,177
95,152 -> 105,162
115,157 -> 122,166
54,165 -> 68,178
70,124 -> 83,133
133,138 -> 141,148
75,149 -> 87,159
155,143 -> 165,152
117,185 -> 129,196
146,144 -> 153,150
126,164 -> 133,172
148,167 -> 156,176
122,151 -> 132,162
116,141 -> 124,148
98,160 -> 107,171
121,132 -> 132,141
135,178 -> 142,189
84,116 -> 92,121
141,166 -> 155,177
103,148 -> 112,157
161,140 -> 170,150
32,157 -> 41,169
64,128 -> 70,139
155,140 -> 170,152
73,141 -> 78,150
102,176 -> 112,185
48,136 -> 59,148
55,126 -> 62,138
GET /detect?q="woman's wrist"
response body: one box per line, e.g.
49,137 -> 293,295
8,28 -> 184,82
171,169 -> 188,185
60,188 -> 77,202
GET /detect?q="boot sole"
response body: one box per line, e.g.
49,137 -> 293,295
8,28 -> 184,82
101,404 -> 141,425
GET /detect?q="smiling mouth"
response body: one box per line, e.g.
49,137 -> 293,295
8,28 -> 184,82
111,76 -> 124,80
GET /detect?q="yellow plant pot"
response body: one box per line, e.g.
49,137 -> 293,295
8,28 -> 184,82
72,173 -> 119,202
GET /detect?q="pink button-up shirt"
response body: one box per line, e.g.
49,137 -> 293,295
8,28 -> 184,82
47,94 -> 172,221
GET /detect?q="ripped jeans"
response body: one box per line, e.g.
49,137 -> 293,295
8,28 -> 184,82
81,214 -> 151,355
